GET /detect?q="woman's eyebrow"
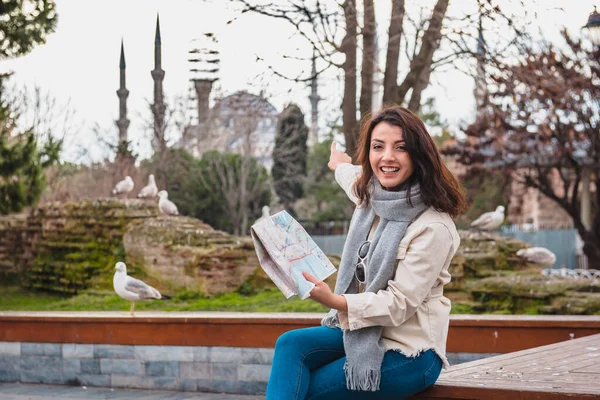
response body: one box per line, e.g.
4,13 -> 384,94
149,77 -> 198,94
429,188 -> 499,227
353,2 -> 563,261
371,139 -> 406,144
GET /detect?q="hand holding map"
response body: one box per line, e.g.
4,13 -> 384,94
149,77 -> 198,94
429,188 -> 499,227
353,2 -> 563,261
250,210 -> 337,299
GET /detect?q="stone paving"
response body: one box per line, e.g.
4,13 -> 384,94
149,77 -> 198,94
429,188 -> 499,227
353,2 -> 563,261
0,383 -> 265,399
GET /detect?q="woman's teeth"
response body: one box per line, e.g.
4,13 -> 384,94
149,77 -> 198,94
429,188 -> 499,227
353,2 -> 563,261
381,167 -> 399,173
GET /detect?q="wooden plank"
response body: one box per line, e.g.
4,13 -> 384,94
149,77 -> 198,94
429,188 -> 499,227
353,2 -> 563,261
415,386 -> 599,399
443,334 -> 600,374
412,334 -> 600,399
445,346 -> 594,378
571,362 -> 600,374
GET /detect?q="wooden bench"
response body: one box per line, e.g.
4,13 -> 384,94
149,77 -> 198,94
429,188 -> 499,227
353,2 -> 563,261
411,333 -> 600,399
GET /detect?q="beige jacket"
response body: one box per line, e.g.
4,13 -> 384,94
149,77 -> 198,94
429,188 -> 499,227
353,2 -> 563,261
334,163 -> 459,368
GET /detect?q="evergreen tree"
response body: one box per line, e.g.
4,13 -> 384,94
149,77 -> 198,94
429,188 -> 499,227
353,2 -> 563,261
0,0 -> 57,60
0,78 -> 61,214
272,104 -> 308,213
0,0 -> 59,214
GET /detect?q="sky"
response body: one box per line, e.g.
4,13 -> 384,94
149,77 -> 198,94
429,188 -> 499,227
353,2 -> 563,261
1,0 -> 598,163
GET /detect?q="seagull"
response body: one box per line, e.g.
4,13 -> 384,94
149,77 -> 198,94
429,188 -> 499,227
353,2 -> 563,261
137,174 -> 158,198
113,262 -> 169,316
254,205 -> 271,226
157,190 -> 179,215
516,247 -> 557,267
112,176 -> 134,196
470,206 -> 505,230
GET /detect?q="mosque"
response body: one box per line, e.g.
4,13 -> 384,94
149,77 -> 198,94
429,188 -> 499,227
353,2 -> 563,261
115,15 -> 320,171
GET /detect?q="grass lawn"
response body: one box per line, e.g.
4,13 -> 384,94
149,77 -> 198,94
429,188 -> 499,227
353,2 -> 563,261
0,286 -> 478,314
0,286 -> 329,313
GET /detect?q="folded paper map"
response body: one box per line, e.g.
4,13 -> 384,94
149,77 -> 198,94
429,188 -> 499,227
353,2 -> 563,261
251,210 -> 337,299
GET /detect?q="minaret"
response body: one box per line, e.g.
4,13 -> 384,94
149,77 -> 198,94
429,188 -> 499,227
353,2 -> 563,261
474,16 -> 487,122
193,79 -> 214,125
116,39 -> 129,145
151,14 -> 166,152
308,50 -> 320,146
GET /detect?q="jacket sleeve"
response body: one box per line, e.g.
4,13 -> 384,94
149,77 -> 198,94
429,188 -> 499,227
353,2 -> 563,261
334,163 -> 362,205
342,222 -> 454,331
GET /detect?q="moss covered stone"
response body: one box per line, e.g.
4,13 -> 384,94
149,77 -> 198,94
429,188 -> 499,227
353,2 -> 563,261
1,199 -> 264,296
123,215 -> 260,296
445,230 -> 600,315
8,199 -> 160,294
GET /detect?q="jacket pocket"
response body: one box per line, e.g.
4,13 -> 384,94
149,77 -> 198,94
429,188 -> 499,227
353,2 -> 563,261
396,243 -> 408,259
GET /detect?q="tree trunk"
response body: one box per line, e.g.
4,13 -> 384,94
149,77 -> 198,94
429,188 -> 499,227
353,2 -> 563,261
158,145 -> 168,189
395,0 -> 449,106
407,66 -> 431,112
382,0 -> 405,105
581,232 -> 600,268
239,154 -> 250,236
577,183 -> 600,268
341,0 -> 358,159
359,0 -> 375,121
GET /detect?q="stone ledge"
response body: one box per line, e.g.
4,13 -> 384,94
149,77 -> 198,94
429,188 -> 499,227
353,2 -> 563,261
0,342 -> 272,394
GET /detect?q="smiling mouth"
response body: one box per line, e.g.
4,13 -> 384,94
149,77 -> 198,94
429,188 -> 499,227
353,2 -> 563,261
380,167 -> 399,173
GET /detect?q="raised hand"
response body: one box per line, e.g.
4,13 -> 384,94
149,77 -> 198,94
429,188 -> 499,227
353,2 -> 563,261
327,141 -> 352,171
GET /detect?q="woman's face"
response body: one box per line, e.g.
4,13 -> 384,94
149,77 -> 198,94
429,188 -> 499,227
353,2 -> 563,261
369,122 -> 414,190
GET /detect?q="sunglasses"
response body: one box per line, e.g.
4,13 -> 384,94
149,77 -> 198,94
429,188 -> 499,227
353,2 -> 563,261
355,241 -> 370,284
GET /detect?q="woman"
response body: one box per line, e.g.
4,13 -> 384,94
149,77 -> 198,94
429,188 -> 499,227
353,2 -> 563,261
266,106 -> 467,399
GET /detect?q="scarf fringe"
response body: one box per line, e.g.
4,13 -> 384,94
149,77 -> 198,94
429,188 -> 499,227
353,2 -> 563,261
344,361 -> 381,392
321,310 -> 339,328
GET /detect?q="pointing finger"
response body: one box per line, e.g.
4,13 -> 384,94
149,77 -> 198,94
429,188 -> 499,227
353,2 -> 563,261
330,141 -> 337,154
302,271 -> 319,283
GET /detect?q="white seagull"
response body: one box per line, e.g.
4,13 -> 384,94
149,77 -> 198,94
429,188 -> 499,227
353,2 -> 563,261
470,206 -> 505,230
517,247 -> 557,267
157,190 -> 179,215
254,205 -> 271,226
137,174 -> 158,198
112,176 -> 134,196
113,262 -> 169,316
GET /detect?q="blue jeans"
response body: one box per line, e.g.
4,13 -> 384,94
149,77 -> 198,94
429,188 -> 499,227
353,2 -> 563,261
266,326 -> 442,400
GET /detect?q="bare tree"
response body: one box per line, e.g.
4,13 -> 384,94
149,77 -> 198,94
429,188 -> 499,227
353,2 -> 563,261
5,84 -> 77,151
145,94 -> 189,189
198,91 -> 276,235
228,0 -> 453,158
9,84 -> 83,204
359,0 -> 375,121
443,30 -> 600,266
341,0 -> 358,154
382,0 -> 405,105
397,0 -> 449,111
229,0 -> 530,158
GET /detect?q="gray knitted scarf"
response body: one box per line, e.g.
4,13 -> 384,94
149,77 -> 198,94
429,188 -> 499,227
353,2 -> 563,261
321,179 -> 427,391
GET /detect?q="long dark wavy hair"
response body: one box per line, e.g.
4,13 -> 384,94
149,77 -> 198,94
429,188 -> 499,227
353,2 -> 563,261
353,106 -> 467,218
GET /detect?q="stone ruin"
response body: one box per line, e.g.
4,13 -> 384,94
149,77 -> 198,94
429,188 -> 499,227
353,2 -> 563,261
0,199 -> 258,296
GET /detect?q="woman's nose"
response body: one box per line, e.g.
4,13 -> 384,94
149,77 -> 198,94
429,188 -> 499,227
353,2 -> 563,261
382,147 -> 394,160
